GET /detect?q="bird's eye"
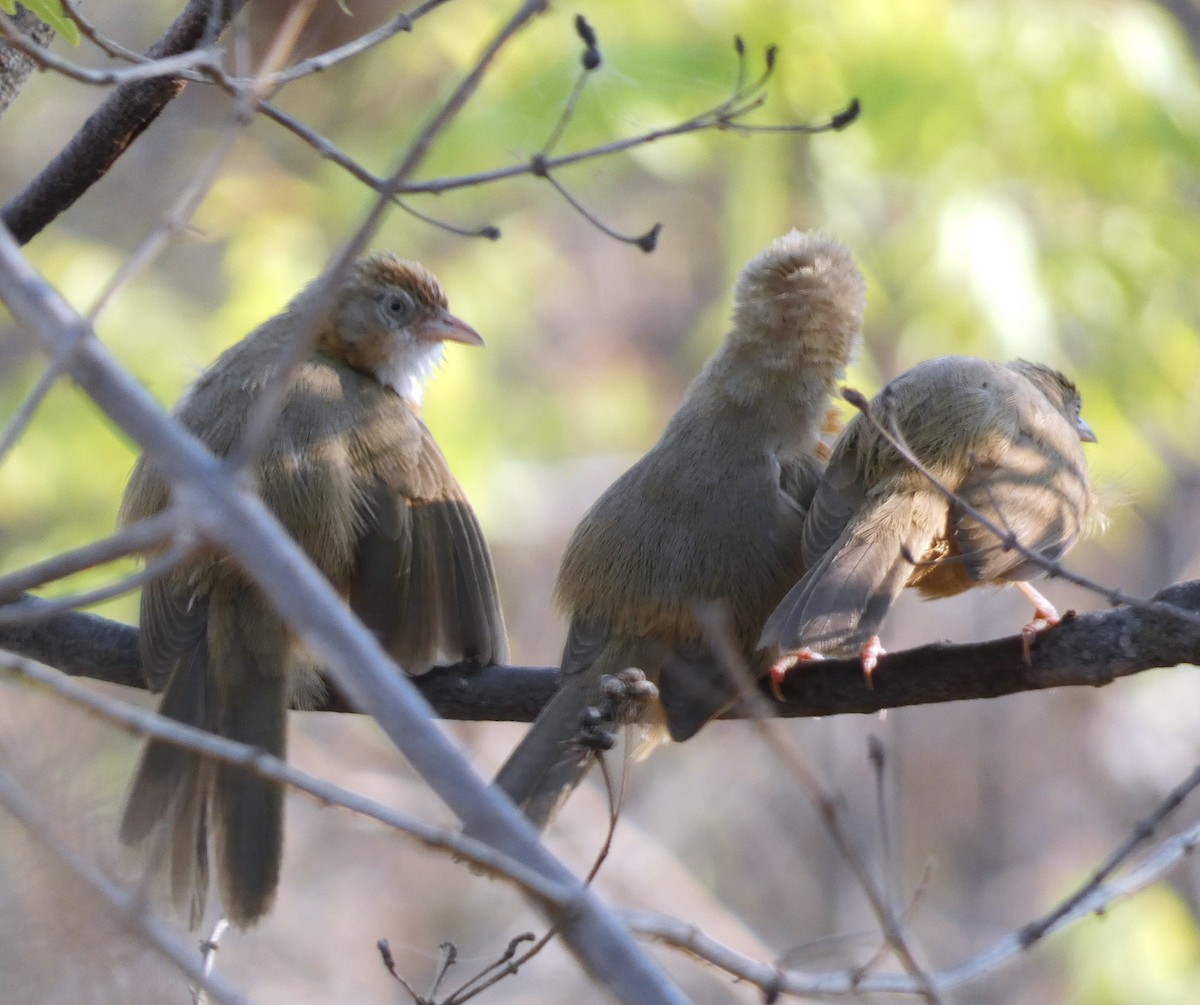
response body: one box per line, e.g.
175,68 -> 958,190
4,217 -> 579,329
382,292 -> 414,321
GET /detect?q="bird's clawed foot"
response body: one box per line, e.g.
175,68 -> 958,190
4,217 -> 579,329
769,648 -> 824,700
859,635 -> 885,688
1015,581 -> 1061,664
770,637 -> 886,698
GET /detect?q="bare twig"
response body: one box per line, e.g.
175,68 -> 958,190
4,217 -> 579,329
0,329 -> 89,462
377,937 -> 426,1003
0,648 -> 574,905
86,0 -> 317,316
1018,759 -> 1200,947
399,44 -> 858,197
618,762 -> 1200,998
1,0 -> 248,244
0,543 -> 191,624
624,803 -> 1200,998
0,763 -> 256,1005
695,603 -> 944,1002
0,509 -> 185,601
193,919 -> 230,1005
61,0 -> 145,63
259,0 -> 456,87
0,17 -> 218,85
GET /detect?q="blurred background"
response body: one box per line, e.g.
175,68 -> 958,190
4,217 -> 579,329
2,0 -> 1200,1001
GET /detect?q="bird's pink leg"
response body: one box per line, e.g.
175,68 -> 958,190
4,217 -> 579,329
770,648 -> 824,700
859,635 -> 886,688
1015,581 -> 1060,663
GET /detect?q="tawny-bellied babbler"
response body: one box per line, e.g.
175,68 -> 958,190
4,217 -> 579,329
494,230 -> 866,829
120,254 -> 507,927
761,355 -> 1095,688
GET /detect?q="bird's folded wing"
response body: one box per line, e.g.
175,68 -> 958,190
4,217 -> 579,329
350,425 -> 507,674
799,428 -> 868,570
762,491 -> 939,656
951,426 -> 1089,583
138,577 -> 210,692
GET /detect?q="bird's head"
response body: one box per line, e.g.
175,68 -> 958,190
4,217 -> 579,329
321,253 -> 483,402
729,230 -> 866,369
1007,360 -> 1097,444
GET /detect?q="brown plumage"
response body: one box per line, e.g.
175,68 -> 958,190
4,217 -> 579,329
760,356 -> 1095,676
120,253 -> 506,928
493,230 -> 866,829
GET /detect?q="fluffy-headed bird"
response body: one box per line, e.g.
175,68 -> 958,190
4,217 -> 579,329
494,231 -> 866,829
761,356 -> 1095,684
120,254 -> 507,927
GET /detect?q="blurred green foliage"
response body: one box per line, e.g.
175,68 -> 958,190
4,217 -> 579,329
3,0 -> 1197,618
1,0 -> 1196,596
1,0 -> 1199,995
1064,884 -> 1200,1004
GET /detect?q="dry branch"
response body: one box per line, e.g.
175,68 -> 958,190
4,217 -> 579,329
1,0 -> 246,243
2,580 -> 1197,719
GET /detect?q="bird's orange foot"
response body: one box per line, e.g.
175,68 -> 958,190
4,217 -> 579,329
1016,582 -> 1061,664
770,648 -> 824,701
860,636 -> 886,688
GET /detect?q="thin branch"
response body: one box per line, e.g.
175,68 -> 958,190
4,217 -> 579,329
201,32 -> 855,249
61,0 -> 146,63
0,763 -> 257,1005
395,60 -> 859,196
0,509 -> 185,601
1,0 -> 248,244
0,544 -> 191,625
86,0 -> 316,317
0,648 -> 574,907
1017,759 -> 1200,946
697,603 -> 944,1002
0,328 -> 88,461
255,0 -> 456,87
194,919 -> 231,1005
624,806 -> 1200,998
0,17 -> 218,85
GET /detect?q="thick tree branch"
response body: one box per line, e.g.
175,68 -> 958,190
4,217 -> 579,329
3,580 -> 1197,719
0,0 -> 246,244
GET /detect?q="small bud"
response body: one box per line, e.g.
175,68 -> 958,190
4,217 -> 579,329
574,14 -> 598,48
635,223 -> 662,253
831,98 -> 861,130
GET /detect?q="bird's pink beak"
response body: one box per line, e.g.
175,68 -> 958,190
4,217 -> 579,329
415,309 -> 485,347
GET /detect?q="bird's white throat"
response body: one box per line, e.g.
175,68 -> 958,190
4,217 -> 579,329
378,340 -> 445,404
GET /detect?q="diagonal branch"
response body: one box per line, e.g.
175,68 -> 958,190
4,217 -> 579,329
1,0 -> 247,244
0,170 -> 688,1005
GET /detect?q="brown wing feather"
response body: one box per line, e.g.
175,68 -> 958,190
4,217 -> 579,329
350,413 -> 507,674
762,490 -> 947,656
949,390 -> 1090,585
138,576 -> 209,692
